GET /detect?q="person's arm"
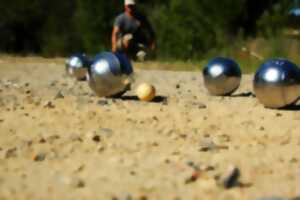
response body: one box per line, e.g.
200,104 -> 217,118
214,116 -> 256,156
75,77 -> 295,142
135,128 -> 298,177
112,26 -> 120,52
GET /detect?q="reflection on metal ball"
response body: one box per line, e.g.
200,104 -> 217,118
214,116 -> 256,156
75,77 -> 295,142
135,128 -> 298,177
66,53 -> 91,81
254,58 -> 300,109
87,52 -> 133,97
203,57 -> 242,96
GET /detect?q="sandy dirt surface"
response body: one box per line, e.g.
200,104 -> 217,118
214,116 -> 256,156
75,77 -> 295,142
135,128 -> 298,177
0,57 -> 300,200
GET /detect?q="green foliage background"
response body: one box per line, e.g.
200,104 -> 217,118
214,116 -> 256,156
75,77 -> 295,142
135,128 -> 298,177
0,0 -> 295,60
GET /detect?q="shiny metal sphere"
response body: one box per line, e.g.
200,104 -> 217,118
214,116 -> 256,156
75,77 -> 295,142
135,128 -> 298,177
66,53 -> 91,81
203,57 -> 242,96
254,58 -> 300,108
87,52 -> 133,97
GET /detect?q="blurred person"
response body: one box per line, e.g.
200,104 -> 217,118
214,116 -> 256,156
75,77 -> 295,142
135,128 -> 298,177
112,0 -> 156,61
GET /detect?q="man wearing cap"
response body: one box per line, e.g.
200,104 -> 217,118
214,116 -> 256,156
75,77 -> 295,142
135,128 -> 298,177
112,0 -> 156,61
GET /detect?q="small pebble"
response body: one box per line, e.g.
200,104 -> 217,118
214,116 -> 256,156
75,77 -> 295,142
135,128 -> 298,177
130,171 -> 136,176
74,178 -> 85,188
39,138 -> 47,143
99,128 -> 114,137
5,147 -> 17,159
199,139 -> 216,152
61,82 -> 68,87
138,196 -> 148,200
112,196 -> 119,200
12,83 -> 21,88
217,134 -> 231,143
92,135 -> 101,143
186,161 -> 199,170
60,176 -> 85,188
290,158 -> 298,163
98,100 -> 109,106
43,101 -> 55,109
200,165 -> 215,171
97,146 -> 106,152
185,171 -> 200,184
198,139 -> 229,152
152,116 -> 159,121
54,91 -> 64,99
49,81 -> 58,87
47,135 -> 61,143
191,102 -> 207,109
32,153 -> 46,162
74,165 -> 85,173
219,165 -> 240,189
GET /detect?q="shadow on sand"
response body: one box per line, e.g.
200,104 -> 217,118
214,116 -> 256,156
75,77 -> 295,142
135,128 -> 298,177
118,95 -> 168,103
278,104 -> 300,111
231,92 -> 255,98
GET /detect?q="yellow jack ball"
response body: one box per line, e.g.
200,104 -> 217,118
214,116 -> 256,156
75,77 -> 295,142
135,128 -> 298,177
136,83 -> 156,101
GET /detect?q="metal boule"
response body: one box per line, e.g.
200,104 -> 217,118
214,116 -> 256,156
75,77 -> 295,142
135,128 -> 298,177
254,58 -> 300,109
87,52 -> 133,98
203,57 -> 242,96
66,53 -> 91,81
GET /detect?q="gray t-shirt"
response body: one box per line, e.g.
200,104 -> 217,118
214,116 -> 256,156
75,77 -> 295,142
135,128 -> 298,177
114,12 -> 155,45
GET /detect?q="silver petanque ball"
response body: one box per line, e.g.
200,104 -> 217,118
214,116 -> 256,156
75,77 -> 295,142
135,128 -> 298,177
203,57 -> 242,96
87,52 -> 133,98
66,53 -> 91,81
254,58 -> 300,109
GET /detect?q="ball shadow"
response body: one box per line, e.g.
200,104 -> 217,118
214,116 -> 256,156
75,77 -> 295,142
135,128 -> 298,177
231,92 -> 255,98
119,95 -> 168,103
278,104 -> 300,111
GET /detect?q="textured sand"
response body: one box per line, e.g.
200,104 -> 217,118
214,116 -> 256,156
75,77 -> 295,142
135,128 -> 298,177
0,57 -> 300,200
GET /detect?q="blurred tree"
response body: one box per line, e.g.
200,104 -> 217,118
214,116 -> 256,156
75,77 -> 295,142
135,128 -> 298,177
0,0 -> 46,53
0,0 -> 292,59
257,0 -> 291,36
